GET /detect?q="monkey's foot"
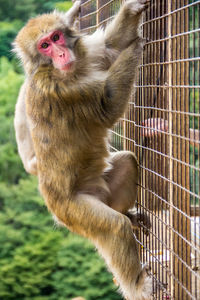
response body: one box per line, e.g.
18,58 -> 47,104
125,0 -> 151,15
119,265 -> 152,300
134,265 -> 152,300
126,211 -> 151,235
27,156 -> 37,176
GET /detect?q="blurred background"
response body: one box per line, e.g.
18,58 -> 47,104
0,1 -> 121,299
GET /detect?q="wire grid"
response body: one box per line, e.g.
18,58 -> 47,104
79,0 -> 200,299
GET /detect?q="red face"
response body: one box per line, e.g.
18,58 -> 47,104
37,31 -> 74,71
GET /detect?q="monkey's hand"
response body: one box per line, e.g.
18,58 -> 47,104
125,0 -> 151,15
126,211 -> 151,235
27,156 -> 37,176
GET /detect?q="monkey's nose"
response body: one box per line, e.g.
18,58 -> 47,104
59,52 -> 65,58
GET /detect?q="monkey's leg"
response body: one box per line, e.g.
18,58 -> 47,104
104,151 -> 151,234
104,151 -> 139,213
49,193 -> 152,300
105,0 -> 150,51
14,82 -> 37,175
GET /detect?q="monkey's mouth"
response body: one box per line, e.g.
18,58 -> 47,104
59,60 -> 75,71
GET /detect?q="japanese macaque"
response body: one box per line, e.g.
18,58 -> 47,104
13,1 -> 152,299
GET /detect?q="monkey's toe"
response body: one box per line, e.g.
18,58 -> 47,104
27,156 -> 37,175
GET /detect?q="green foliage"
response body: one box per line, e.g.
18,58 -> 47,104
39,1 -> 71,12
189,3 -> 199,205
51,236 -> 120,300
0,0 -> 68,22
0,178 -> 59,299
190,145 -> 200,206
55,1 -> 73,12
0,57 -> 24,115
0,57 -> 26,184
0,20 -> 23,59
0,177 -> 121,299
0,0 -> 35,21
189,89 -> 199,130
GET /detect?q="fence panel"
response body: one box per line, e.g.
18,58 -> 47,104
79,0 -> 200,299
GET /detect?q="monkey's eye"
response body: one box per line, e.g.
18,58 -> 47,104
41,42 -> 49,49
52,34 -> 60,42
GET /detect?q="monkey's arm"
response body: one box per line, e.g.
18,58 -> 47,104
14,82 -> 37,175
83,0 -> 148,70
101,38 -> 144,127
104,0 -> 149,51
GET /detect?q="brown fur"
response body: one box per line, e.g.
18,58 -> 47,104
14,1 -> 152,299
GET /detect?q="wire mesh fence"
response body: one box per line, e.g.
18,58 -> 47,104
79,0 -> 200,299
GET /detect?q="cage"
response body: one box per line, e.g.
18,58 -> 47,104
79,1 -> 200,299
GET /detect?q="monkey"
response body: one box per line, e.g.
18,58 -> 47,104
13,1 -> 152,299
14,0 -> 152,232
14,0 -> 81,175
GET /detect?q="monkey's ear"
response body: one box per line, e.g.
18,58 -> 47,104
65,0 -> 81,27
65,28 -> 82,49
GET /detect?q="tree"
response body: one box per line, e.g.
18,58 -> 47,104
0,0 -> 36,22
0,178 -> 121,300
0,57 -> 25,183
0,0 -> 72,22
